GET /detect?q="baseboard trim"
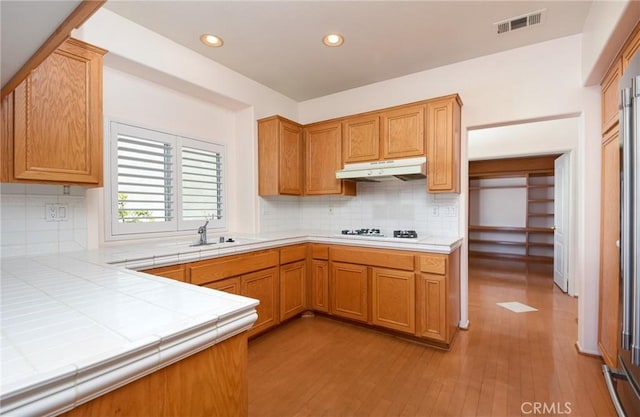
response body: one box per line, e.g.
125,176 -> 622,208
575,341 -> 602,358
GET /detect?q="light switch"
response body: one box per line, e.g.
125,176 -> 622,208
57,204 -> 68,221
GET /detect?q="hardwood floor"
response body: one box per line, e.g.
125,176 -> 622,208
247,258 -> 615,416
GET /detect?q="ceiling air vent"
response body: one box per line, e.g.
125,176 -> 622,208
495,9 -> 545,35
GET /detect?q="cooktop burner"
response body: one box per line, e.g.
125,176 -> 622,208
340,229 -> 419,239
393,230 -> 418,239
341,228 -> 384,237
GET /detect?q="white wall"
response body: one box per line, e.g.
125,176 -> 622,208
468,117 -> 579,161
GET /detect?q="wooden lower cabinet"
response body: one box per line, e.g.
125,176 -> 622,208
205,277 -> 241,295
371,268 -> 415,334
62,332 -> 248,417
242,267 -> 279,337
599,127 -> 621,368
330,262 -> 368,323
311,260 -> 329,312
142,264 -> 186,282
280,260 -> 306,321
416,273 -> 447,342
141,244 -> 460,346
416,249 -> 460,344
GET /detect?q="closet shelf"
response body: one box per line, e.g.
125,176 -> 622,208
469,239 -> 526,246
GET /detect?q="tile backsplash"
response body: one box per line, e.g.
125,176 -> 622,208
260,180 -> 460,237
0,184 -> 88,257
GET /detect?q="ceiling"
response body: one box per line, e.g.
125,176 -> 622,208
0,1 -> 83,87
1,1 -> 593,101
104,1 -> 593,101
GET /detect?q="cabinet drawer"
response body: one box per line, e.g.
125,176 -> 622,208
142,264 -> 187,282
331,246 -> 414,271
280,244 -> 307,264
418,254 -> 447,275
189,251 -> 278,285
310,244 -> 329,260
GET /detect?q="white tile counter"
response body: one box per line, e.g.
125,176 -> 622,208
0,230 -> 461,416
82,231 -> 462,270
0,255 -> 258,416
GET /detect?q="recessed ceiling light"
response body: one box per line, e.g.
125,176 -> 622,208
322,33 -> 344,47
200,34 -> 224,47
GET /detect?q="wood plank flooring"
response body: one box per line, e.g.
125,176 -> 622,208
247,258 -> 615,416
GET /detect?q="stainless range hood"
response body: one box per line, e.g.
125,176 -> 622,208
335,157 -> 427,182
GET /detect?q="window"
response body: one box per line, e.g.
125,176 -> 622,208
108,122 -> 225,238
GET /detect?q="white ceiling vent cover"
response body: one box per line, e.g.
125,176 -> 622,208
495,9 -> 545,35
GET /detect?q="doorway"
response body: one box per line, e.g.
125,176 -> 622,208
467,117 -> 578,296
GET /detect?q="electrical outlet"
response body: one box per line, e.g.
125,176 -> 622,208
431,207 -> 439,217
45,204 -> 69,222
45,204 -> 58,222
328,206 -> 334,216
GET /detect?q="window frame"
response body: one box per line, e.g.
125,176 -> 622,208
105,120 -> 227,241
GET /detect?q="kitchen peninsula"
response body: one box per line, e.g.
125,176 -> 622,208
0,231 -> 460,416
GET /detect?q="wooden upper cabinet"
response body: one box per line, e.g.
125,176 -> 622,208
304,121 -> 355,196
3,38 -> 106,186
381,104 -> 425,160
426,95 -> 461,193
258,116 -> 304,196
342,114 -> 380,163
601,59 -> 622,136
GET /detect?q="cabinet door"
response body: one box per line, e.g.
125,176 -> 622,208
242,267 -> 279,337
427,97 -> 460,193
142,264 -> 187,282
416,273 -> 447,342
311,260 -> 329,312
598,128 -> 620,368
205,277 -> 241,295
280,260 -> 306,321
342,115 -> 380,163
330,262 -> 368,322
13,39 -> 104,185
371,268 -> 415,334
278,119 -> 304,195
381,104 -> 425,160
601,59 -> 621,135
1,92 -> 13,182
305,122 -> 343,195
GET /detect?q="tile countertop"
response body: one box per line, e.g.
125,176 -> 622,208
0,255 -> 258,417
83,230 -> 463,270
0,230 -> 461,416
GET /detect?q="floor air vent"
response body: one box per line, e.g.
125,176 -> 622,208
495,9 -> 545,35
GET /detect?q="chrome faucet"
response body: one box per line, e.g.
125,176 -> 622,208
197,220 -> 209,245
